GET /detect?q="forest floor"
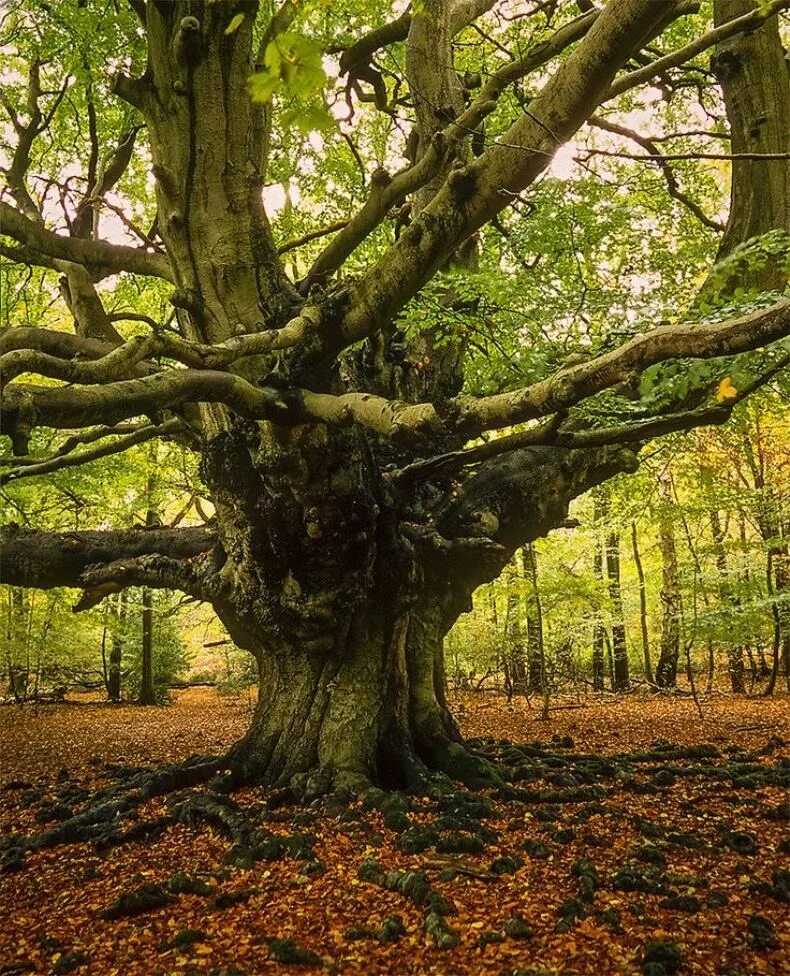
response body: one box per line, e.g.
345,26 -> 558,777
0,688 -> 787,976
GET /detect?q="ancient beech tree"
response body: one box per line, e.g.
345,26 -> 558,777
1,0 -> 789,792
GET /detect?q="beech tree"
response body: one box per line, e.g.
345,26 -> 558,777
1,0 -> 789,793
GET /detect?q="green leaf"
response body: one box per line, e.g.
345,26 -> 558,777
248,71 -> 280,103
264,39 -> 282,72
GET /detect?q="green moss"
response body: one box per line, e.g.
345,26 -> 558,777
503,916 -> 533,940
53,951 -> 88,974
99,882 -> 173,920
423,911 -> 459,949
641,939 -> 682,975
267,938 -> 322,965
165,872 -> 211,896
746,914 -> 777,950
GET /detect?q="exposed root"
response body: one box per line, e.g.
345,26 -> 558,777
0,754 -> 225,870
4,729 -> 787,878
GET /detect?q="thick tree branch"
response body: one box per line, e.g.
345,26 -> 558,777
0,202 -> 173,281
450,300 -> 790,435
0,333 -> 163,388
0,241 -> 60,270
58,263 -> 125,342
0,524 -> 215,591
397,349 -> 789,482
1,369 -> 441,444
0,326 -> 118,361
430,443 -> 640,592
72,554 -> 207,611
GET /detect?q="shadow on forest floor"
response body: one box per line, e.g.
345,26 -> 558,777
0,688 -> 787,976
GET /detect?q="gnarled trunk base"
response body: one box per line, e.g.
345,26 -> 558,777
229,602 -> 500,793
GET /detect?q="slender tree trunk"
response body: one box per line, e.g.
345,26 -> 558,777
108,591 -> 126,702
710,508 -> 745,692
655,472 -> 681,688
504,559 -> 527,697
525,543 -> 549,720
138,472 -> 158,706
6,588 -> 26,701
764,543 -> 790,695
518,548 -> 541,693
592,529 -> 605,693
630,521 -> 653,683
606,531 -> 629,691
139,588 -> 155,706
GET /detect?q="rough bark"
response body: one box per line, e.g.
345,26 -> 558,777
711,0 -> 790,290
201,431 -> 636,787
0,524 -> 215,591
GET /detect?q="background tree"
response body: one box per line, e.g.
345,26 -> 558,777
1,0 -> 789,792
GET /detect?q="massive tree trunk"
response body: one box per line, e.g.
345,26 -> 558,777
198,422 -> 634,788
232,599 -> 466,790
711,0 -> 790,290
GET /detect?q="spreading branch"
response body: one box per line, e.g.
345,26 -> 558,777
396,349 -> 790,482
0,419 -> 187,485
1,369 -> 441,445
4,301 -> 786,451
0,523 -> 216,592
304,7 -> 599,289
329,0 -> 698,355
450,300 -> 790,435
0,202 -> 173,281
588,115 -> 724,230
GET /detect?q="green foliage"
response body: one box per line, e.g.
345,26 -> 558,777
248,33 -> 334,134
123,591 -> 189,704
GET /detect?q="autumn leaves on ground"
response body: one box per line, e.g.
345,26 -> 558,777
0,690 -> 788,976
